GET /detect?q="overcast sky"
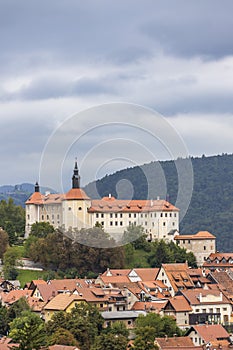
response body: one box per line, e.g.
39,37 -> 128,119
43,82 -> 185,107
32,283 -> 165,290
1,0 -> 233,190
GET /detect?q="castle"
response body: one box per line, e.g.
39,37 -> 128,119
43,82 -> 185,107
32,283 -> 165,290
25,160 -> 179,241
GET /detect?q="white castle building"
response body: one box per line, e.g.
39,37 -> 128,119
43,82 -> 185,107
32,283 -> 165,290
25,161 -> 179,241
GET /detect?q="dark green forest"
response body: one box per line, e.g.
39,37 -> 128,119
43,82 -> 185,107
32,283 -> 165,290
85,153 -> 233,252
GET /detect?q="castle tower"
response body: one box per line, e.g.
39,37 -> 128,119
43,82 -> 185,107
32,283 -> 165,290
62,159 -> 92,231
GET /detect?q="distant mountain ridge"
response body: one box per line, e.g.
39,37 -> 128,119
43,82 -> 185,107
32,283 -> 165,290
0,183 -> 56,207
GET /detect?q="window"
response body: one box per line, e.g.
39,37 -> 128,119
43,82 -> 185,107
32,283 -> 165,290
154,213 -> 156,217
120,221 -> 123,226
163,222 -> 166,226
68,207 -> 72,211
129,213 -> 131,218
115,221 -> 118,226
120,213 -> 123,218
27,214 -> 30,220
134,213 -> 136,218
47,215 -> 49,220
173,222 -> 175,226
101,222 -> 104,226
141,213 -> 143,218
128,320 -> 132,325
57,214 -> 59,219
101,213 -> 104,218
42,215 -> 44,220
223,307 -> 227,311
110,221 -> 113,226
52,214 -> 54,220
78,206 -> 82,210
110,213 -> 113,218
115,213 -> 118,218
204,246 -> 206,250
216,308 -> 220,313
174,213 -> 177,217
96,213 -> 99,218
145,221 -> 147,226
160,213 -> 163,217
165,213 -> 167,217
170,213 -> 172,217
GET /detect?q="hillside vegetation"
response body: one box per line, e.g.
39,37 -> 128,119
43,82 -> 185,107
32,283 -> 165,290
85,153 -> 233,252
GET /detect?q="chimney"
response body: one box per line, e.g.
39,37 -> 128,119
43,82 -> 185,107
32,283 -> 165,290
157,196 -> 160,200
109,193 -> 111,199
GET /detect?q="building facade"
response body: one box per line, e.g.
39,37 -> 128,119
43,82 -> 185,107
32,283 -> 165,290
174,231 -> 216,266
25,161 -> 179,241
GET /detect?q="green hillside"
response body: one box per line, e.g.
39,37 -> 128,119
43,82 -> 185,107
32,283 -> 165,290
85,153 -> 233,252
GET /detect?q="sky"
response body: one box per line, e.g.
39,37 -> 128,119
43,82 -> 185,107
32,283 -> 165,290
1,0 -> 233,190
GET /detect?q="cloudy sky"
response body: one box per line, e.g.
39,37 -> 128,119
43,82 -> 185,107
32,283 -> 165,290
1,0 -> 233,190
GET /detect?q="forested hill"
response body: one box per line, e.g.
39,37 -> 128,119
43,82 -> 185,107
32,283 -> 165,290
84,153 -> 233,252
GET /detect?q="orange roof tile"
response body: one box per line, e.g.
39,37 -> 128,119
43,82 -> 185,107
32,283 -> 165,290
1,290 -> 32,304
133,268 -> 159,281
89,198 -> 179,213
188,324 -> 229,342
64,188 -> 90,200
44,293 -> 85,311
166,295 -> 192,312
132,301 -> 166,311
174,231 -> 215,240
25,193 -> 64,205
156,337 -> 194,348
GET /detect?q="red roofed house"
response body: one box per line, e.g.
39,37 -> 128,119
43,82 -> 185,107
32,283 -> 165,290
174,231 -> 216,266
25,160 -> 179,241
163,295 -> 192,328
186,324 -> 230,346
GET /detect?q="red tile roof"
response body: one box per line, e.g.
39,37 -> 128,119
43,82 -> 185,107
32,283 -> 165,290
89,198 -> 179,213
133,268 -> 159,281
188,324 -> 230,342
174,231 -> 216,240
64,188 -> 90,200
155,337 -> 195,348
165,295 -> 192,312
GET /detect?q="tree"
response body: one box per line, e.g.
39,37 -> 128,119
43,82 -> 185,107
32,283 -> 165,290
0,198 -> 25,244
91,333 -> 128,350
0,301 -> 9,336
46,303 -> 104,350
134,326 -> 158,350
106,321 -> 129,338
9,310 -> 46,350
3,246 -> 21,280
7,297 -> 31,321
30,222 -> 54,238
48,328 -> 79,346
0,228 -> 9,260
135,313 -> 181,338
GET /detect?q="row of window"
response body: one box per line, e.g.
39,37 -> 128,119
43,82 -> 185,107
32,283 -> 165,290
96,212 -> 177,218
96,221 -> 176,227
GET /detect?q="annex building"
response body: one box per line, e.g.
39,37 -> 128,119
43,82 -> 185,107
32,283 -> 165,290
25,161 -> 179,241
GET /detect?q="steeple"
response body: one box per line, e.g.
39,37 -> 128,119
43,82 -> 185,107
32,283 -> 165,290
72,158 -> 80,189
35,182 -> 40,192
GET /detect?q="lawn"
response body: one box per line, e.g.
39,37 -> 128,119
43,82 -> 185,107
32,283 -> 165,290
17,269 -> 49,287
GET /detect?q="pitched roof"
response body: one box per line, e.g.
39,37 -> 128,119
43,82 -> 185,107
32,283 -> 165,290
132,301 -> 166,312
1,290 -> 32,304
64,188 -> 90,200
25,193 -> 64,205
187,324 -> 230,342
98,275 -> 131,285
155,337 -> 194,348
166,295 -> 192,312
174,231 -> 216,240
161,263 -> 194,293
44,293 -> 85,311
89,198 -> 179,213
181,288 -> 230,305
133,268 -> 159,281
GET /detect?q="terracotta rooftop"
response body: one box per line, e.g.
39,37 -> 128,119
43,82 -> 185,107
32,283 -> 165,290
155,336 -> 194,348
64,188 -> 90,200
174,231 -> 216,240
133,268 -> 159,281
187,324 -> 230,342
1,290 -> 32,304
89,198 -> 179,213
165,295 -> 192,312
25,193 -> 64,205
44,293 -> 85,311
132,301 -> 166,312
181,288 -> 230,305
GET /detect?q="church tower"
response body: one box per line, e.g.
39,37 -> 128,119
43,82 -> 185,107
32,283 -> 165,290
62,159 -> 92,231
72,159 -> 80,189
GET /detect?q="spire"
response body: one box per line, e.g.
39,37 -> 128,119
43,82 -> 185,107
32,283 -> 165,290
72,158 -> 80,188
35,182 -> 40,193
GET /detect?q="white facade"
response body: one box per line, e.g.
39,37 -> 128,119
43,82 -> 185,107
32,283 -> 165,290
25,163 -> 179,241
